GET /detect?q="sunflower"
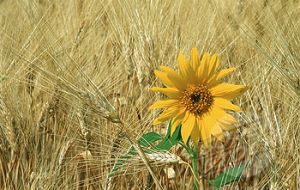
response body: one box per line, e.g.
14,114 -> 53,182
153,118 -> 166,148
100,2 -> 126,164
149,48 -> 247,146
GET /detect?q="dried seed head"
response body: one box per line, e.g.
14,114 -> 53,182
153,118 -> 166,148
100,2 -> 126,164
144,152 -> 182,164
58,140 -> 74,167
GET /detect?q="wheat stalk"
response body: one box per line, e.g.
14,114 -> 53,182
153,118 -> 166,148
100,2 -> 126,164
58,140 -> 74,169
0,98 -> 17,153
77,108 -> 91,150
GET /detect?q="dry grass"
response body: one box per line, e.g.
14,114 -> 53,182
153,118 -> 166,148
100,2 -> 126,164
0,0 -> 300,189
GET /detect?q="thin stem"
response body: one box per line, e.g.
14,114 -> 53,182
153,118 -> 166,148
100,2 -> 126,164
179,141 -> 202,189
201,153 -> 206,189
191,146 -> 199,190
179,141 -> 193,155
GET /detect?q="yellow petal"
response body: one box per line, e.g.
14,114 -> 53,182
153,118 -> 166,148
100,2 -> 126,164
206,76 -> 218,87
159,66 -> 187,90
149,99 -> 179,110
178,52 -> 192,82
181,112 -> 196,144
220,122 -> 236,131
171,124 -> 179,136
209,105 -> 238,132
210,83 -> 247,99
178,52 -> 188,76
207,67 -> 236,87
154,70 -> 174,87
209,104 -> 226,120
190,48 -> 200,70
159,66 -> 178,76
214,97 -> 241,112
216,67 -> 236,81
219,113 -> 237,131
153,107 -> 180,125
166,72 -> 187,91
211,124 -> 224,141
197,53 -> 210,84
151,87 -> 182,99
207,54 -> 219,79
171,111 -> 185,135
221,113 -> 236,124
199,113 -> 215,147
190,118 -> 200,144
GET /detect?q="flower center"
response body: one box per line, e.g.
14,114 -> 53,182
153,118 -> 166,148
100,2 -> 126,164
180,85 -> 213,115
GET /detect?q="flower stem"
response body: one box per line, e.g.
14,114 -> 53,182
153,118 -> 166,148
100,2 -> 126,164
179,141 -> 201,189
191,146 -> 199,190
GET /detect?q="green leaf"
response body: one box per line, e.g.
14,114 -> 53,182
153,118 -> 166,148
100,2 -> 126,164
209,162 -> 248,189
165,120 -> 172,137
138,131 -> 162,147
169,124 -> 182,141
155,124 -> 182,151
165,120 -> 181,139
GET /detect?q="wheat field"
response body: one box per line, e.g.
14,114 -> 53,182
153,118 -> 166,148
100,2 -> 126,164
0,0 -> 299,189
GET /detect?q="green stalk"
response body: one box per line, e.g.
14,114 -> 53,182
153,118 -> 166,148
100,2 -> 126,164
201,154 -> 206,189
179,141 -> 201,189
191,146 -> 199,190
